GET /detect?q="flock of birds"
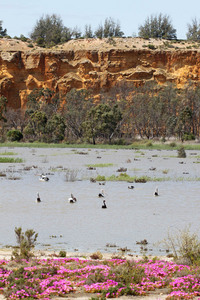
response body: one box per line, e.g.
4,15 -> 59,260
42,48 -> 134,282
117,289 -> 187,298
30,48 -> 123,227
36,175 -> 159,208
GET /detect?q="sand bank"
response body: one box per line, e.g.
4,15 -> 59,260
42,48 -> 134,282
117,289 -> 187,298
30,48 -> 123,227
0,248 -> 173,262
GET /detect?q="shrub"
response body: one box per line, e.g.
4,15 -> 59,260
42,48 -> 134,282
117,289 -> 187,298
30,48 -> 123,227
90,251 -> 103,260
169,142 -> 177,147
107,37 -> 116,46
7,129 -> 23,141
162,226 -> 200,265
95,175 -> 106,181
65,168 -> 78,181
12,227 -> 38,260
146,141 -> 153,147
148,44 -> 156,50
161,137 -> 166,143
177,146 -> 186,158
85,269 -> 107,285
135,176 -> 147,183
182,133 -> 195,141
112,138 -> 126,145
109,261 -> 145,285
59,250 -> 66,257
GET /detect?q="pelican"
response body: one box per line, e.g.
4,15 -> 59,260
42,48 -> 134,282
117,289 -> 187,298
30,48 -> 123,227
68,194 -> 77,203
128,185 -> 134,189
36,192 -> 41,203
98,189 -> 105,197
154,187 -> 159,196
39,174 -> 49,182
102,200 -> 107,209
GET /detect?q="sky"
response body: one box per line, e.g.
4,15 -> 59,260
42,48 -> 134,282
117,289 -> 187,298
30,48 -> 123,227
1,0 -> 200,39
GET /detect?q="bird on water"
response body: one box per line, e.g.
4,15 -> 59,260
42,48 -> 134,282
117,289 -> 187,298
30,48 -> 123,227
154,187 -> 159,196
36,192 -> 41,202
98,189 -> 105,197
102,200 -> 107,209
68,194 -> 77,203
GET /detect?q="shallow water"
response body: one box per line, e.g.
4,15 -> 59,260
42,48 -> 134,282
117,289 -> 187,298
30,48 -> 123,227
0,146 -> 200,255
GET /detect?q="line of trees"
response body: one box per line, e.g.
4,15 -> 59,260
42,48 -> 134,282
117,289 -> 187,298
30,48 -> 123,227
1,81 -> 200,144
2,14 -> 200,47
29,15 -> 124,47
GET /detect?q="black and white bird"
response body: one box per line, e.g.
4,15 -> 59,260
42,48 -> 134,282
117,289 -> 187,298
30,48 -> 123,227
68,194 -> 77,203
98,189 -> 105,197
128,185 -> 134,189
102,200 -> 107,209
39,174 -> 49,182
36,192 -> 41,203
154,187 -> 159,196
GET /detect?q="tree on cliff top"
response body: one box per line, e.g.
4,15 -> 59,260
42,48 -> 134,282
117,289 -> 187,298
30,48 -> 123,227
138,13 -> 177,39
95,17 -> 124,38
186,18 -> 200,41
30,14 -> 72,47
0,20 -> 7,37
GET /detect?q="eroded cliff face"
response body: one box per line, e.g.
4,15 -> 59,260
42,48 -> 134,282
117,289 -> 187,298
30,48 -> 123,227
1,38 -> 200,108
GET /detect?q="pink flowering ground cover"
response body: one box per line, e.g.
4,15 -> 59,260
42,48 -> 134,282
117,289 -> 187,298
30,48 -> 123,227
0,256 -> 200,299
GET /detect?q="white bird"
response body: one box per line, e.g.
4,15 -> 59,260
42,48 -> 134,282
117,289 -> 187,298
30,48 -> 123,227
36,192 -> 41,203
68,194 -> 77,203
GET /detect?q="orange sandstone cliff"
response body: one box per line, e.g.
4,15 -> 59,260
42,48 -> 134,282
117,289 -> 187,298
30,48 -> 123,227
1,37 -> 200,108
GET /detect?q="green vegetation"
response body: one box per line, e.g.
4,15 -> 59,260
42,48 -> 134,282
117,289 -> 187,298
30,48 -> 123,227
0,157 -> 23,163
187,18 -> 200,41
30,14 -> 72,47
30,15 -> 123,47
138,13 -> 177,39
148,44 -> 156,50
12,227 -> 38,260
163,226 -> 200,265
90,251 -> 103,260
1,141 -> 200,151
94,175 -> 106,181
177,146 -> 187,158
82,103 -> 122,144
0,95 -> 7,122
3,14 -> 200,44
86,163 -> 114,167
95,173 -> 171,182
0,20 -> 7,37
94,17 -> 124,39
93,173 -> 200,182
7,130 -> 23,141
2,82 -> 200,144
0,151 -> 16,155
58,250 -> 66,257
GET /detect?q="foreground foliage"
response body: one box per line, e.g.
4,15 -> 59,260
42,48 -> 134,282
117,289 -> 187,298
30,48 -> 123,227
163,226 -> 200,266
12,227 -> 38,260
0,256 -> 200,299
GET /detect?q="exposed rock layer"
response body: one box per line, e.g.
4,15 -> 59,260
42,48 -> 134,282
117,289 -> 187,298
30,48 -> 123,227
0,38 -> 200,108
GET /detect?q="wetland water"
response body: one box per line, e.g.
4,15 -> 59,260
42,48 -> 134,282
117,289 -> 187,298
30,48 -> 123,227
0,146 -> 200,255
